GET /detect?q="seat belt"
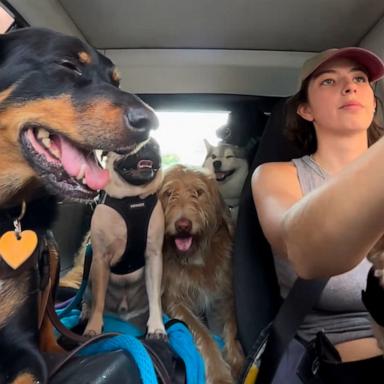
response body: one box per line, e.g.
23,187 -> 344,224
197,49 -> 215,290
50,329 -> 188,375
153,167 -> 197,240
256,277 -> 329,384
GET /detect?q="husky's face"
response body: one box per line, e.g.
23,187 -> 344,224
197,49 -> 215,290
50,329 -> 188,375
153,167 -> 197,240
202,140 -> 249,200
203,140 -> 248,183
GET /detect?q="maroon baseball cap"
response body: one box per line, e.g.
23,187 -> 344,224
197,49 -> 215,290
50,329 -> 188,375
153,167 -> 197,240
299,47 -> 384,87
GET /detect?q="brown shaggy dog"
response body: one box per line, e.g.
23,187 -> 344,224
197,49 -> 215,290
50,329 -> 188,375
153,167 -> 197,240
159,165 -> 245,384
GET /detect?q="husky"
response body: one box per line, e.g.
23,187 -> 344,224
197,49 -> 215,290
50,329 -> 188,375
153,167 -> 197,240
203,140 -> 249,223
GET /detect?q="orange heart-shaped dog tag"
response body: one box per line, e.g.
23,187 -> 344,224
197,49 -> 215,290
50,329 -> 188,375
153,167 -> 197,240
0,230 -> 38,269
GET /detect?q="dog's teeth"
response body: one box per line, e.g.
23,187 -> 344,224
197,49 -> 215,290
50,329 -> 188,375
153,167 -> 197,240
50,147 -> 60,158
37,128 -> 50,140
76,164 -> 87,181
42,137 -> 51,148
82,177 -> 87,185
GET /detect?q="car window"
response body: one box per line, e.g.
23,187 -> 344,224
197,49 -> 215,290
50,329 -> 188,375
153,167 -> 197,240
151,110 -> 229,168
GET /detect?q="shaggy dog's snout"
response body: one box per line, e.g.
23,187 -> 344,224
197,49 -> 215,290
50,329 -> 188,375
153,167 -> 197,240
175,217 -> 192,233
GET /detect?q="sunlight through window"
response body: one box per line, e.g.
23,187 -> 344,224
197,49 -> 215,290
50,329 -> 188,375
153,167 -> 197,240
151,111 -> 229,168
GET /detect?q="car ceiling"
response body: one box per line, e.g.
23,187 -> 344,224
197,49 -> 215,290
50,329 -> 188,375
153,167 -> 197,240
60,0 -> 384,52
5,0 -> 384,97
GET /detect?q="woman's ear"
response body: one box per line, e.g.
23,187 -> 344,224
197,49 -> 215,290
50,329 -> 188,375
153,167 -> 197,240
297,103 -> 314,122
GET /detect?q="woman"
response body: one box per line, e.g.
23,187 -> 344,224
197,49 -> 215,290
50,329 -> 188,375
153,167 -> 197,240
252,47 -> 384,381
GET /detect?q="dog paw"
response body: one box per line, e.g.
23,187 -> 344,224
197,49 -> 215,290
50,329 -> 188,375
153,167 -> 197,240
146,328 -> 168,341
83,323 -> 103,338
83,315 -> 103,337
225,342 -> 245,379
147,317 -> 166,339
83,329 -> 102,338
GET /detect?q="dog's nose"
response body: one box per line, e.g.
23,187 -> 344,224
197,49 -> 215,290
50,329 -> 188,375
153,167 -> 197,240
175,217 -> 192,233
213,160 -> 222,171
125,105 -> 159,132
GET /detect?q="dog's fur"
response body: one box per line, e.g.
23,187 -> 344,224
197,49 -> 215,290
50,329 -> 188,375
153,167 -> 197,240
82,138 -> 166,338
159,165 -> 244,384
203,140 -> 249,223
0,27 -> 157,383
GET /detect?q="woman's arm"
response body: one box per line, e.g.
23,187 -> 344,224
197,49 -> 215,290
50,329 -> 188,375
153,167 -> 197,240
252,140 -> 384,279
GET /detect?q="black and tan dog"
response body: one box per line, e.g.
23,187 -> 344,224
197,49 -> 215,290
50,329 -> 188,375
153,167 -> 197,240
82,137 -> 166,339
0,27 -> 157,384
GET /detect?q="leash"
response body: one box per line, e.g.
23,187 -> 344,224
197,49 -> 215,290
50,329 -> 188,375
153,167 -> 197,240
47,293 -> 91,344
43,232 -> 116,345
57,242 -> 93,318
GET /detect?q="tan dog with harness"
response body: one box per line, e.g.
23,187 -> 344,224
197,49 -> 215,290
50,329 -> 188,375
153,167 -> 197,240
83,138 -> 166,338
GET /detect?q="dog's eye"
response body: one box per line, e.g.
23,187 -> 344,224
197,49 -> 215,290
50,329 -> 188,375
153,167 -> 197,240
226,155 -> 234,159
59,60 -> 82,76
196,188 -> 204,197
211,154 -> 217,159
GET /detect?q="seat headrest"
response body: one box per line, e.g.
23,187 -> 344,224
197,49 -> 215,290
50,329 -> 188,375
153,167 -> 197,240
250,98 -> 304,171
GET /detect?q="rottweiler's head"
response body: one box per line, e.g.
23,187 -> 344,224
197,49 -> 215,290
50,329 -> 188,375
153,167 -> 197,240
0,27 -> 158,205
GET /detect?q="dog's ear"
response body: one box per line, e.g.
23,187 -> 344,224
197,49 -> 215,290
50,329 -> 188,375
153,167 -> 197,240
204,139 -> 213,154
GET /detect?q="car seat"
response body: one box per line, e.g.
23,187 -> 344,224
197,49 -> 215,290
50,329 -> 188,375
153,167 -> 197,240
233,98 -> 305,355
52,201 -> 92,275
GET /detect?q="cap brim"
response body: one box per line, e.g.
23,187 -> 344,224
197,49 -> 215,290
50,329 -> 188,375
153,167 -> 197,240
317,47 -> 384,83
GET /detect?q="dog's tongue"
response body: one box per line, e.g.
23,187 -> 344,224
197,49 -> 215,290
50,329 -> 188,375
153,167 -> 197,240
215,172 -> 226,181
175,237 -> 192,252
59,138 -> 109,191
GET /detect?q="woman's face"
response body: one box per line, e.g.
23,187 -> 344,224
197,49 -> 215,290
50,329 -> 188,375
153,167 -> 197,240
297,58 -> 376,135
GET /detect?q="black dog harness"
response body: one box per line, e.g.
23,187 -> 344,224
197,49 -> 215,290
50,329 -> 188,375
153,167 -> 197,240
101,193 -> 158,275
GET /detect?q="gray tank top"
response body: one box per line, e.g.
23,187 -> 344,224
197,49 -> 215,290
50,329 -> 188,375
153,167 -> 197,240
273,155 -> 372,344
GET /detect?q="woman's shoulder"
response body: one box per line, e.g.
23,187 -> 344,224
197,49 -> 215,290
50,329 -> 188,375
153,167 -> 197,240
251,160 -> 302,202
252,161 -> 297,184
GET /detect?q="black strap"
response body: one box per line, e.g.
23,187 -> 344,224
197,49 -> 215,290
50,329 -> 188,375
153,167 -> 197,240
141,339 -> 185,384
257,277 -> 329,384
362,266 -> 384,326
